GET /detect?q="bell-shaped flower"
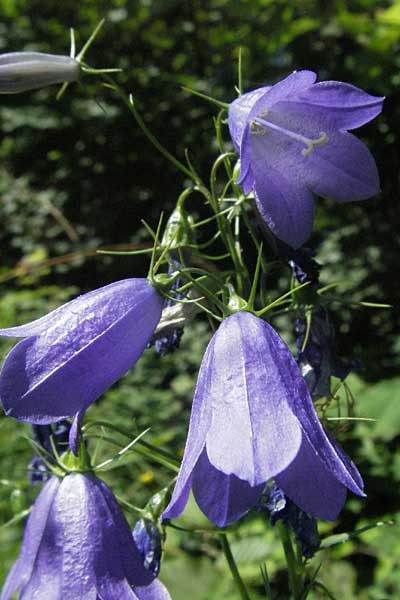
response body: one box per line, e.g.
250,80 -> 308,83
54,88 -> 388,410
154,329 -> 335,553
228,70 -> 384,248
0,52 -> 80,93
163,311 -> 364,528
1,471 -> 170,600
0,278 -> 163,423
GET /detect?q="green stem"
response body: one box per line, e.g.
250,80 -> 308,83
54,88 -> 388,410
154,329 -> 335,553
220,533 -> 251,600
277,522 -> 303,599
103,75 -> 193,180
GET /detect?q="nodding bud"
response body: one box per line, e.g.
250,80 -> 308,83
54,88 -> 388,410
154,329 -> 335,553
0,52 -> 80,94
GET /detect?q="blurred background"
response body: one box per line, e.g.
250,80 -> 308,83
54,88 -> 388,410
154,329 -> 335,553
0,1 -> 399,598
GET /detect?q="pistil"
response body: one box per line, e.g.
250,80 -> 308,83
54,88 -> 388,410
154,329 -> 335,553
251,115 -> 328,156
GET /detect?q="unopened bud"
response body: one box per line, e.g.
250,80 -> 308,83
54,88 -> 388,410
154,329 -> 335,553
0,52 -> 80,94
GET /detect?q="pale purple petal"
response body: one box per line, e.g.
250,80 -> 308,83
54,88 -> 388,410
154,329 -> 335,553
284,81 -> 384,130
275,433 -> 348,521
205,312 -> 302,484
0,278 -> 163,423
191,448 -> 264,527
252,158 -> 315,248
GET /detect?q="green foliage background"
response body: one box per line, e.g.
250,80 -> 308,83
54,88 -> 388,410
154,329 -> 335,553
0,1 -> 399,598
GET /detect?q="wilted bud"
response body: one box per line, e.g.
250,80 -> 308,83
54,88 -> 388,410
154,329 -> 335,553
0,52 -> 80,94
161,203 -> 194,250
132,518 -> 163,576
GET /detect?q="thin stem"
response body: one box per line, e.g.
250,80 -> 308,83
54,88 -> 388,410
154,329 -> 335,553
83,420 -> 180,466
237,47 -> 243,95
102,75 -> 193,179
277,521 -> 303,599
257,281 -> 310,317
247,242 -> 263,309
220,533 -> 251,600
181,86 -> 229,108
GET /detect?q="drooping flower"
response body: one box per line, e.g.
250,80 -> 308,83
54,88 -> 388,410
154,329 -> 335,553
0,278 -> 163,424
296,308 -> 357,398
0,52 -> 80,94
1,472 -> 170,600
276,241 -> 321,285
228,71 -> 384,248
163,311 -> 364,527
257,481 -> 320,558
133,518 -> 163,577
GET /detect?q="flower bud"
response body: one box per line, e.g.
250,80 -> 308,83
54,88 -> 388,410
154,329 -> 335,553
0,52 -> 80,94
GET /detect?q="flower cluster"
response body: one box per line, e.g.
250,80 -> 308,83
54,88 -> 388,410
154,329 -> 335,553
0,39 -> 383,599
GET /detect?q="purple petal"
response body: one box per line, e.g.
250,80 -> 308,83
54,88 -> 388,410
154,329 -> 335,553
284,81 -> 384,131
191,448 -> 264,527
275,433 -> 347,521
248,70 -> 317,119
278,345 -> 364,497
250,105 -> 380,201
134,579 -> 171,600
93,475 -> 154,587
162,331 -> 215,521
0,279 -> 163,423
256,104 -> 380,200
228,87 -> 269,150
303,131 -> 380,201
162,476 -> 193,522
0,477 -> 60,600
204,312 -> 302,484
252,156 -> 315,248
236,152 -> 254,195
69,411 -> 83,455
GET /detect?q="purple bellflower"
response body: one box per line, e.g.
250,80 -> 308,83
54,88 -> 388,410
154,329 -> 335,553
163,311 -> 364,527
296,308 -> 355,398
228,71 -> 384,248
1,472 -> 170,600
0,278 -> 163,424
0,52 -> 80,94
